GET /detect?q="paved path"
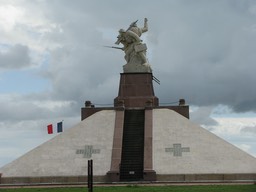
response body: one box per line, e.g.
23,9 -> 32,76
0,182 -> 255,189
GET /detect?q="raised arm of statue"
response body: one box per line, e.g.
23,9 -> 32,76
128,18 -> 148,38
141,18 -> 148,33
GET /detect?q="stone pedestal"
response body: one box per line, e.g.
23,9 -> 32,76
106,171 -> 120,182
123,63 -> 152,73
143,170 -> 156,181
114,73 -> 159,108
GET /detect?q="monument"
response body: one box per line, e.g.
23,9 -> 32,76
0,18 -> 256,185
115,18 -> 152,73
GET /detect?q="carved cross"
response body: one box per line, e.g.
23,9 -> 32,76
165,143 -> 190,157
76,145 -> 100,158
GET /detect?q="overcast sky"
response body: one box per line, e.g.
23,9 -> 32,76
0,0 -> 256,167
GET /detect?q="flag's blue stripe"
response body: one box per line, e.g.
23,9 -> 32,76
57,122 -> 63,132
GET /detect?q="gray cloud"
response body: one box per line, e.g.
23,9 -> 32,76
148,1 -> 256,112
0,94 -> 80,122
233,100 -> 256,113
190,106 -> 219,127
0,44 -> 30,70
241,126 -> 256,135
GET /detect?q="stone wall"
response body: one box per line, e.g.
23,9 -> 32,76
1,174 -> 255,185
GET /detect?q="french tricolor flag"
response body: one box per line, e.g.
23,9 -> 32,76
47,121 -> 63,134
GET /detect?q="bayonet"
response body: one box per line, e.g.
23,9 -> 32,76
104,45 -> 123,50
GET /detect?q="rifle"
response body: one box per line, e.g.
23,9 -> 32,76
127,20 -> 138,31
115,20 -> 138,45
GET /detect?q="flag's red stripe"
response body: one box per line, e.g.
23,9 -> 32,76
47,124 -> 53,134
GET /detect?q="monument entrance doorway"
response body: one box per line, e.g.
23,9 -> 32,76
120,110 -> 145,181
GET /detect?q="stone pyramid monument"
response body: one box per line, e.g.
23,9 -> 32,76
1,18 -> 256,184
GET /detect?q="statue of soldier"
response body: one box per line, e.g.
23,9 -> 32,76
115,18 -> 152,73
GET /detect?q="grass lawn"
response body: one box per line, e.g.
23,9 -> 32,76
0,185 -> 256,192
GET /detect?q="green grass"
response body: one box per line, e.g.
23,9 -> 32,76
0,185 -> 256,192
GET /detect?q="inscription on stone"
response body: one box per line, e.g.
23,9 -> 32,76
76,145 -> 100,158
165,143 -> 190,157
